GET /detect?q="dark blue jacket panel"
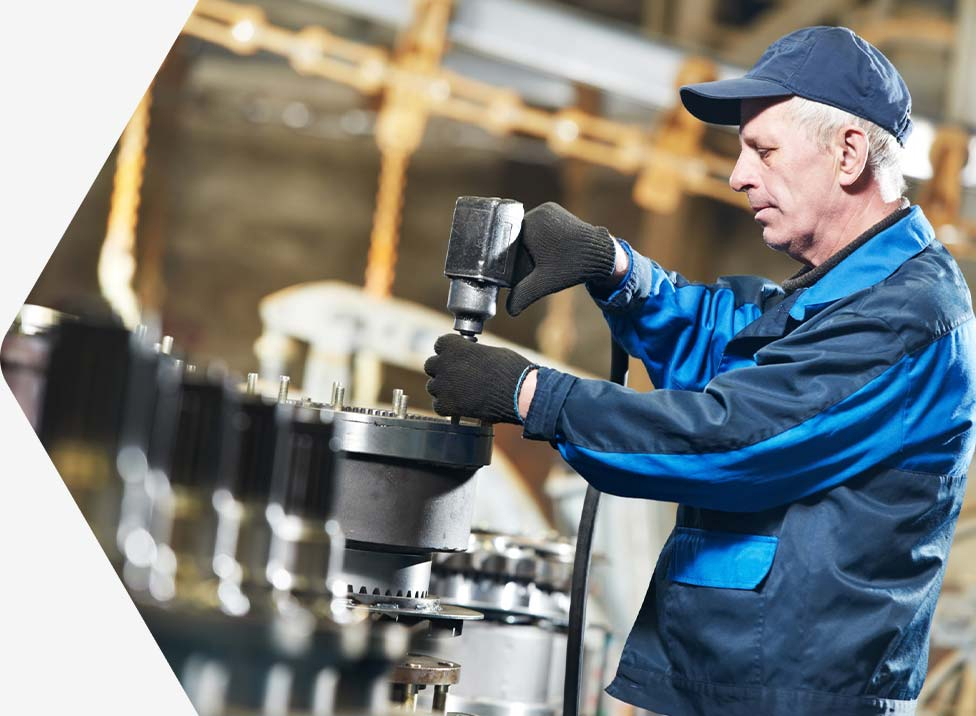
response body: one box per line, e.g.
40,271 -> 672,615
524,208 -> 976,715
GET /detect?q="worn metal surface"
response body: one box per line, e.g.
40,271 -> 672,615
391,654 -> 461,685
334,456 -> 480,552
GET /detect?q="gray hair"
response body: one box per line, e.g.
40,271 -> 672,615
784,96 -> 906,202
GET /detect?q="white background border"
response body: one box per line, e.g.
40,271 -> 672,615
0,2 -> 199,713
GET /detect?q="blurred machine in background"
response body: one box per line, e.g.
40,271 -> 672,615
1,305 -> 610,716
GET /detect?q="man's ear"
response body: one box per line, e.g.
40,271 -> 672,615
837,126 -> 869,187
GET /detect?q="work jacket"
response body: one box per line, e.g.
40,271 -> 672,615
523,206 -> 975,716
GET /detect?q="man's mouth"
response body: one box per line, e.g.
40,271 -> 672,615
751,205 -> 775,222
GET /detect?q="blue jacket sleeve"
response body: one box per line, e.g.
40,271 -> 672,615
589,241 -> 783,391
523,309 -> 971,512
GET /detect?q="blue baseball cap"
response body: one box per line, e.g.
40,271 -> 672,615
680,26 -> 913,145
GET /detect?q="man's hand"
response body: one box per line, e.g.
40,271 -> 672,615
424,334 -> 537,424
506,202 -> 619,316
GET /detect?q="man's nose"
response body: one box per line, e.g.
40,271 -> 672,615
729,152 -> 755,193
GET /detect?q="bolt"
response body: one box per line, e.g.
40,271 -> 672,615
432,684 -> 449,712
334,385 -> 345,410
277,375 -> 290,402
393,390 -> 408,419
246,372 -> 258,395
159,335 -> 174,355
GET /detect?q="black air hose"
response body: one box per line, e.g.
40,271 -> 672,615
563,339 -> 628,716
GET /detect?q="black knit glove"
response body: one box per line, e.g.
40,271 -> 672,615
506,202 -> 617,316
424,334 -> 536,424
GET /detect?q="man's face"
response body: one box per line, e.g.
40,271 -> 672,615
729,98 -> 839,263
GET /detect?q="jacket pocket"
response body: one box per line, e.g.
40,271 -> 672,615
662,527 -> 779,685
668,526 -> 778,589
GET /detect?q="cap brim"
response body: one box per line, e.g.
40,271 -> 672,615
680,78 -> 792,125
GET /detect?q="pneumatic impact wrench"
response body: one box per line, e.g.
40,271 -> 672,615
441,195 -> 621,716
443,195 -> 525,339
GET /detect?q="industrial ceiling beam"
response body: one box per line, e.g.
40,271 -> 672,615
721,0 -> 859,65
305,0 -> 742,110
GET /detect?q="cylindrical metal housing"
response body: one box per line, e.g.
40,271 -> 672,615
221,393 -> 279,503
142,369 -> 237,599
342,548 -> 433,598
270,404 -> 338,522
36,316 -> 134,555
212,392 -> 280,591
265,404 -> 343,595
329,410 -> 492,553
432,530 -> 574,622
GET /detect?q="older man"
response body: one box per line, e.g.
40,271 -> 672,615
425,26 -> 975,716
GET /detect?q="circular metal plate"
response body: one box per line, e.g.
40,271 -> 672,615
331,409 -> 492,468
344,594 -> 483,623
391,654 -> 461,685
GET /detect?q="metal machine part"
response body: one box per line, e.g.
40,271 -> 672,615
13,307 -> 422,715
419,621 -> 563,716
32,315 -> 139,557
330,408 -> 492,553
299,385 -> 490,629
265,403 -> 344,597
0,305 -> 67,430
444,196 -> 524,337
116,335 -> 181,570
212,389 -> 280,593
342,548 -> 432,599
389,654 -> 461,713
140,367 -> 237,602
433,530 -> 574,623
138,376 -> 414,716
140,580 -> 411,716
421,531 -> 597,716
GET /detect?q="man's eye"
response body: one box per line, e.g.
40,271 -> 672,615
757,148 -> 771,159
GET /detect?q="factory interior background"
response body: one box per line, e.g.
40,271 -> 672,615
8,0 -> 976,715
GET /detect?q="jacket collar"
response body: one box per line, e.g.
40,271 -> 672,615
723,207 -> 935,357
787,206 -> 934,321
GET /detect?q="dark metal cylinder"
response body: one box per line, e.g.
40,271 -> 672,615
330,411 -> 492,553
265,404 -> 342,596
270,404 -> 337,521
36,317 -> 134,554
141,368 -> 237,600
169,374 -> 234,491
220,394 -> 279,503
